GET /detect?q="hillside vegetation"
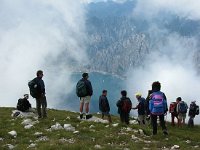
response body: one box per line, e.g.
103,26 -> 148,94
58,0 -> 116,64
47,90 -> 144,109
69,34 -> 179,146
0,107 -> 200,150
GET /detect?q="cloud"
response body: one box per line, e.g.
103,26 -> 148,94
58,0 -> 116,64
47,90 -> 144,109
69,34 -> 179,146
0,0 -> 88,107
134,0 -> 200,20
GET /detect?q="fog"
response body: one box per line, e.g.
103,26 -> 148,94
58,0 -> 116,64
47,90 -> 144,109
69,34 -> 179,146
128,0 -> 200,123
0,0 -> 88,108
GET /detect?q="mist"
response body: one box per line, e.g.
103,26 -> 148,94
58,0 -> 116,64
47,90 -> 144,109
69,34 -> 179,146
128,0 -> 200,123
0,0 -> 88,108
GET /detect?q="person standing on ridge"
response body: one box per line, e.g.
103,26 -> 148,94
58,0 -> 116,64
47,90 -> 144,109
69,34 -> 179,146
149,81 -> 168,135
76,73 -> 93,119
30,70 -> 47,119
99,90 -> 112,123
132,92 -> 145,125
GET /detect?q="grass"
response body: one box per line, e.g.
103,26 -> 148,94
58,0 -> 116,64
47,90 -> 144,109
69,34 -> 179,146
0,107 -> 200,150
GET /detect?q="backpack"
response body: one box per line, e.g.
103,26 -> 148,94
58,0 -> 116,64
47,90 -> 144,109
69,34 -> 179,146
195,105 -> 199,115
121,98 -> 132,113
178,101 -> 188,114
28,78 -> 39,98
76,80 -> 87,97
151,92 -> 166,114
169,102 -> 177,113
17,99 -> 29,112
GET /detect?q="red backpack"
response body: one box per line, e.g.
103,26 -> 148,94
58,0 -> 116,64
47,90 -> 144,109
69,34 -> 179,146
169,102 -> 177,113
121,98 -> 132,113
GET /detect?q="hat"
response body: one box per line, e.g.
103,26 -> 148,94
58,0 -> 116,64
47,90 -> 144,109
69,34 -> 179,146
135,92 -> 142,97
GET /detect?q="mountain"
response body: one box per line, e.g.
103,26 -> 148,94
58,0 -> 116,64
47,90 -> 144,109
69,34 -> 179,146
75,0 -> 200,76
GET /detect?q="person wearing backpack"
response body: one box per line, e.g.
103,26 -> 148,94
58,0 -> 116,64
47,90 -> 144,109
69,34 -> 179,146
116,90 -> 132,125
169,101 -> 178,126
99,90 -> 112,123
149,81 -> 168,135
76,73 -> 93,119
30,70 -> 47,119
17,94 -> 32,112
132,92 -> 145,125
176,97 -> 188,127
188,101 -> 199,127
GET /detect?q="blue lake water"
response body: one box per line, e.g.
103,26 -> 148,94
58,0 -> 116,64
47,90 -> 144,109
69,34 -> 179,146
56,72 -> 126,114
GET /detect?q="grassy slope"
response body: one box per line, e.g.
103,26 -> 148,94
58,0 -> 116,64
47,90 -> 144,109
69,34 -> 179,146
0,107 -> 200,150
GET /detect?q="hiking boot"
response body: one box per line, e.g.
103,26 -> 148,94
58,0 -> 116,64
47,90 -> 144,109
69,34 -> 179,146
80,114 -> 83,119
86,114 -> 92,119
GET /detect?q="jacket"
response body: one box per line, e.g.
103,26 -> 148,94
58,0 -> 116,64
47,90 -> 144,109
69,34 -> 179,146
99,95 -> 110,112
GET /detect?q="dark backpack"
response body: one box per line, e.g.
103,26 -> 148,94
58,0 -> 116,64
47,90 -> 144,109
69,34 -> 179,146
169,102 -> 177,113
195,105 -> 199,115
28,78 -> 39,98
121,98 -> 132,113
178,101 -> 188,114
17,99 -> 30,112
76,80 -> 87,97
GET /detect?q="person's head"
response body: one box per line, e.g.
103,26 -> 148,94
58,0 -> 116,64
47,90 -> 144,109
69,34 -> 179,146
176,97 -> 182,102
24,94 -> 29,99
82,72 -> 89,79
102,90 -> 107,96
135,92 -> 142,100
121,90 -> 127,97
37,70 -> 43,78
152,81 -> 161,92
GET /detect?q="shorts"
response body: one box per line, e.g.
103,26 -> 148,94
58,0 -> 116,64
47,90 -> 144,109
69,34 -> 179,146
178,113 -> 186,120
138,115 -> 145,122
80,96 -> 91,104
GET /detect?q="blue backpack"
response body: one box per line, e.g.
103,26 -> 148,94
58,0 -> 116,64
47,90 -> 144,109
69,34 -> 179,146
178,101 -> 188,114
151,92 -> 166,115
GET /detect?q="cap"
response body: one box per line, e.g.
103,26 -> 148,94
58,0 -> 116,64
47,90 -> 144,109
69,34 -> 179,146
135,92 -> 142,97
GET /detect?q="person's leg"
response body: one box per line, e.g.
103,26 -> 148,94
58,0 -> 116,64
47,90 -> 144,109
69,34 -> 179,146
159,115 -> 168,135
171,114 -> 175,126
151,114 -> 157,135
177,114 -> 181,127
107,114 -> 112,123
85,103 -> 89,113
36,98 -> 42,118
41,96 -> 47,118
120,112 -> 125,123
79,97 -> 84,119
125,113 -> 130,125
102,113 -> 104,119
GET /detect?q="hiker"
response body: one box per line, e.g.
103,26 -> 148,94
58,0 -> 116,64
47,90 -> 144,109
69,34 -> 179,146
132,92 -> 145,125
116,90 -> 132,125
176,97 -> 188,127
17,94 -> 32,112
145,90 -> 152,123
149,81 -> 168,135
76,73 -> 93,119
188,101 -> 199,127
99,90 -> 112,123
169,101 -> 178,126
29,70 -> 47,118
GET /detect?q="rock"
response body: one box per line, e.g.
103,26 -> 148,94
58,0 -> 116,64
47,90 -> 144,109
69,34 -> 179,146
36,136 -> 49,142
34,132 -> 43,137
105,125 -> 109,128
51,122 -> 63,130
112,123 -> 119,127
66,116 -> 70,120
8,131 -> 17,137
0,137 -> 3,141
6,144 -> 15,149
185,140 -> 191,144
171,145 -> 180,149
138,129 -> 144,135
27,143 -> 37,148
130,120 -> 138,125
24,124 -> 33,129
94,145 -> 102,149
64,124 -> 75,132
194,145 -> 199,148
73,131 -> 79,134
89,125 -> 95,128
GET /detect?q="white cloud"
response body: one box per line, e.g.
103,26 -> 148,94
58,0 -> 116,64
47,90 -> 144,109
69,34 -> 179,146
0,0 -> 88,107
134,0 -> 200,20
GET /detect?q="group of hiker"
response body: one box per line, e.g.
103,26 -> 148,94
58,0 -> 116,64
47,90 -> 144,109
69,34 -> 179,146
16,71 -> 199,136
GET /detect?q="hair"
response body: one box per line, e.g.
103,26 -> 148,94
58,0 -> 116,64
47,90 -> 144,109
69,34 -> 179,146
152,81 -> 161,92
37,70 -> 43,77
121,90 -> 127,96
102,90 -> 107,93
176,97 -> 182,101
82,72 -> 88,78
